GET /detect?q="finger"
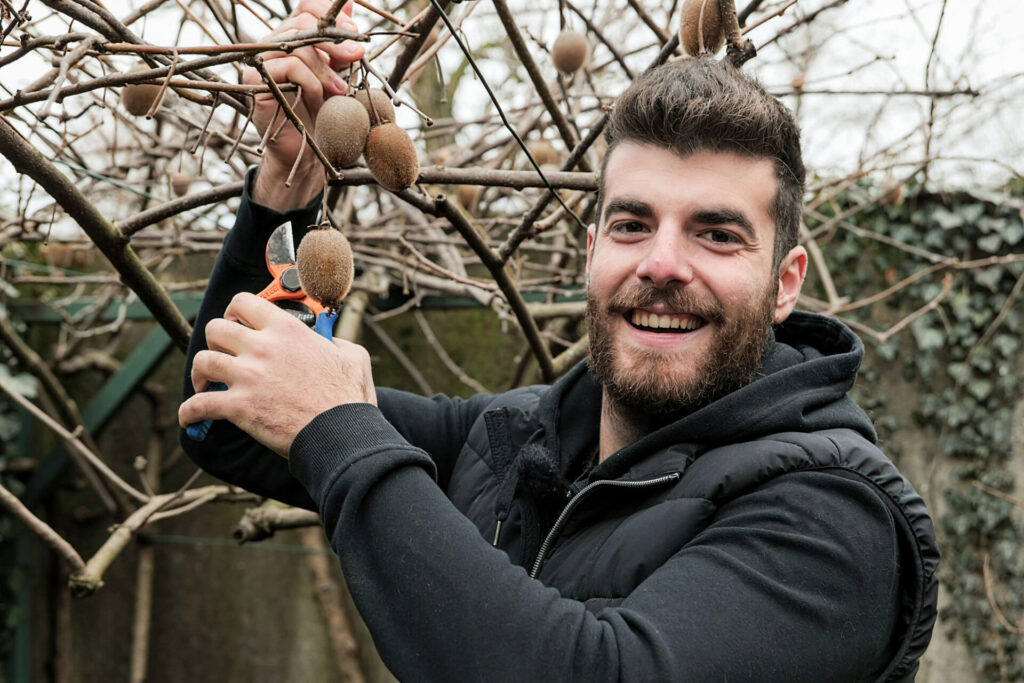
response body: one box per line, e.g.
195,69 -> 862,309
290,0 -> 336,20
287,0 -> 363,68
252,54 -> 328,116
205,317 -> 258,356
327,38 -> 364,71
179,388 -> 230,428
191,348 -> 237,391
224,292 -> 302,332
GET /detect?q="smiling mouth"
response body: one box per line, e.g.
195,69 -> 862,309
627,310 -> 706,333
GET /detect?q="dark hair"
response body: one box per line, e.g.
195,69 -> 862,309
600,57 -> 805,270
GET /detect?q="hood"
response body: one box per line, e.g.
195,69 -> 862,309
536,311 -> 877,481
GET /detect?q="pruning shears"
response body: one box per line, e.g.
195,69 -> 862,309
185,223 -> 339,441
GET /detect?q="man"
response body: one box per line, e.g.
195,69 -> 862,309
179,4 -> 939,680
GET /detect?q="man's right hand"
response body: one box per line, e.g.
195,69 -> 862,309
243,0 -> 365,212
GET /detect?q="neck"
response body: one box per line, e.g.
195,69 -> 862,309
599,391 -> 666,462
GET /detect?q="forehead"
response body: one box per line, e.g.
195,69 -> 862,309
600,142 -> 778,227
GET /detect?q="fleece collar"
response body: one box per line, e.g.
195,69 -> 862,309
533,311 -> 875,482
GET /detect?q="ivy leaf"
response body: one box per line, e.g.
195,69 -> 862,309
967,379 -> 992,401
0,366 -> 36,399
948,362 -> 971,384
0,414 -> 19,441
993,334 -> 1019,358
973,266 -> 1004,290
945,403 -> 970,427
933,207 -> 963,230
877,341 -> 899,361
977,234 -> 1003,253
912,325 -> 945,351
1001,219 -> 1023,246
957,203 -> 986,224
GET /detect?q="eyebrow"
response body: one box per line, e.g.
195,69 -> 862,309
694,209 -> 756,239
602,199 -> 654,220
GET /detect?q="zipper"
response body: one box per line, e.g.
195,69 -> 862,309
528,472 -> 681,579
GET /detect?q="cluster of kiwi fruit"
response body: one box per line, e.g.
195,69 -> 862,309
679,0 -> 727,56
314,87 -> 420,192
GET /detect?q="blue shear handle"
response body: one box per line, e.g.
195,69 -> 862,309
314,310 -> 338,340
184,381 -> 228,441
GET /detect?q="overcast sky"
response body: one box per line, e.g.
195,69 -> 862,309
2,0 -> 1022,205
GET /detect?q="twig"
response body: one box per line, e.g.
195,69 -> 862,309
69,485 -> 236,597
233,502 -> 321,544
300,526 -> 365,682
720,0 -> 757,67
385,0 -> 447,89
877,273 -> 953,344
413,310 -> 489,394
982,552 -> 1023,635
974,481 -> 1024,512
0,374 -> 149,503
563,0 -> 633,79
354,0 -> 402,25
551,333 -> 589,376
364,316 -> 435,395
0,117 -> 192,351
625,0 -> 671,45
0,482 -> 87,576
117,181 -> 245,237
399,189 -> 556,380
741,0 -> 797,34
250,55 -> 340,180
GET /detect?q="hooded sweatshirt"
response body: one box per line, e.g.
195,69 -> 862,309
181,177 -> 938,682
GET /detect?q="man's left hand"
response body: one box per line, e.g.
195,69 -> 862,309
178,293 -> 377,456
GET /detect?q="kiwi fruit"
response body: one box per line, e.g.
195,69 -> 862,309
364,123 -> 420,192
314,96 -> 371,168
169,171 -> 193,197
121,69 -> 161,117
680,0 -> 726,57
354,88 -> 396,125
456,184 -> 480,210
552,30 -> 588,74
880,180 -> 905,207
296,227 -> 354,311
528,139 -> 560,167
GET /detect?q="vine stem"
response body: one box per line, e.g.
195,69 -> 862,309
250,55 -> 340,181
0,374 -> 149,503
719,0 -> 757,67
0,482 -> 87,577
0,117 -> 192,352
398,190 -> 556,382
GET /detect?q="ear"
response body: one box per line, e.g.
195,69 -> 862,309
585,223 -> 596,278
773,245 -> 807,323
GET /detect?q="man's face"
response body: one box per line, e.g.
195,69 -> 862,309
585,143 -> 806,416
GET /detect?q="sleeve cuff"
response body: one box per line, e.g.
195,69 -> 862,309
221,166 -> 323,269
288,403 -> 437,504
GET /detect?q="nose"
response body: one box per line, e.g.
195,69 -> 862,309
635,226 -> 693,288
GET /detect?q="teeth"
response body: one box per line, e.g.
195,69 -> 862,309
631,310 -> 702,331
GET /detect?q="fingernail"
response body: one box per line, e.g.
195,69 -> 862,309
339,21 -> 357,33
342,42 -> 362,58
331,75 -> 348,95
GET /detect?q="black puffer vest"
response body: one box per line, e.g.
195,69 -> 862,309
442,312 -> 938,682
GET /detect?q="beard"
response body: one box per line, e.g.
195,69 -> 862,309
586,279 -> 776,421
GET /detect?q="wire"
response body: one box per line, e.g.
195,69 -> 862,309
427,0 -> 587,230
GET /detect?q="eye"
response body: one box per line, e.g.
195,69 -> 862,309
703,229 -> 742,245
610,220 -> 649,235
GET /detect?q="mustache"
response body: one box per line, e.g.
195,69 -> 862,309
603,285 -> 725,324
